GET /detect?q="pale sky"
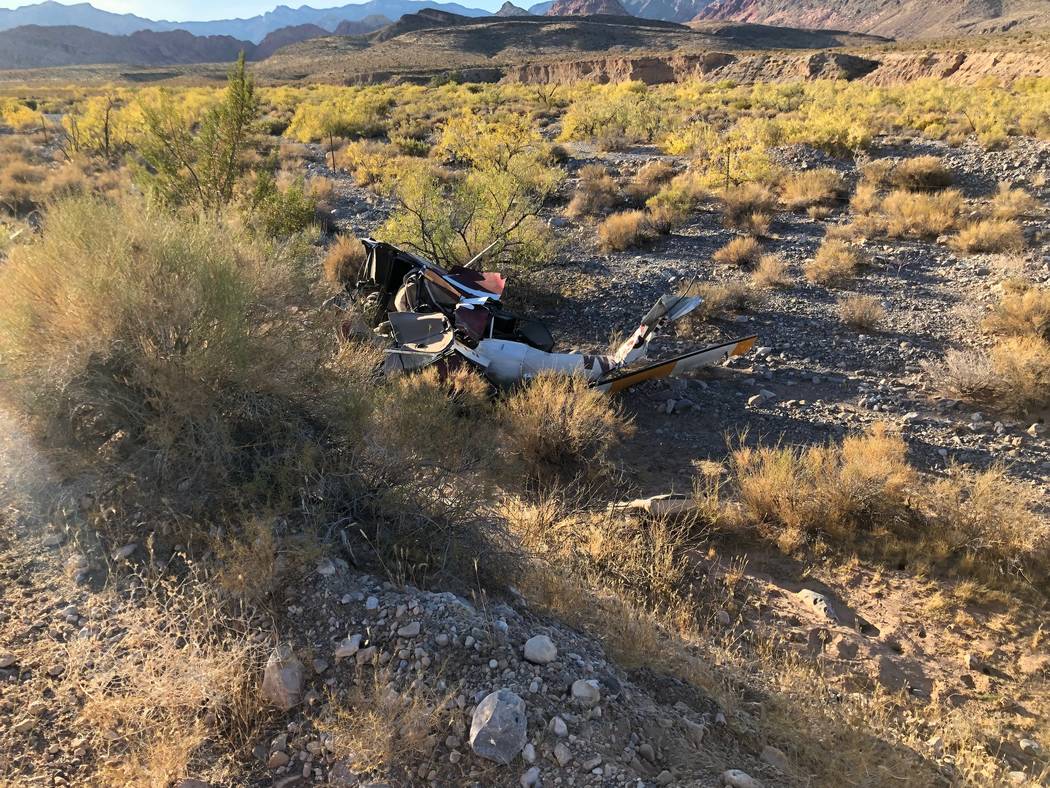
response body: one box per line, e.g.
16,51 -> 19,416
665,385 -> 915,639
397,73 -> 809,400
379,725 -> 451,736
0,0 -> 505,20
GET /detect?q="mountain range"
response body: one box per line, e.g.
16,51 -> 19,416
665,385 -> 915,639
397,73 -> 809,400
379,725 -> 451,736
0,0 -> 488,42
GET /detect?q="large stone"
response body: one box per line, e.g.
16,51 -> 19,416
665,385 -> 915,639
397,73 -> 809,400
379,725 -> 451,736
721,770 -> 761,788
469,689 -> 527,765
261,644 -> 304,711
571,679 -> 601,707
523,635 -> 557,665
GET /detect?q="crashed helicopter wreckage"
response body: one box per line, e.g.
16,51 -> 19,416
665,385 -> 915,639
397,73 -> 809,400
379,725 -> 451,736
329,238 -> 757,393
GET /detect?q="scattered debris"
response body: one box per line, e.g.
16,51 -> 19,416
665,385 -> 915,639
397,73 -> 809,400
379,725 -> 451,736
331,239 -> 756,392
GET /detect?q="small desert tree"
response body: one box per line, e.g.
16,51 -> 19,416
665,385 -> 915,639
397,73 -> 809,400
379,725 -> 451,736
138,53 -> 259,217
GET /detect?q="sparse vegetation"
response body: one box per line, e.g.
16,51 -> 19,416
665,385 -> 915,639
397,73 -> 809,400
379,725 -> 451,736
751,254 -> 792,289
324,234 -> 366,288
713,235 -> 761,267
837,294 -> 886,330
566,163 -> 620,218
780,168 -> 844,211
950,219 -> 1025,254
882,188 -> 963,238
721,182 -> 776,230
804,237 -> 866,285
982,282 -> 1050,339
597,209 -> 651,252
890,155 -> 953,191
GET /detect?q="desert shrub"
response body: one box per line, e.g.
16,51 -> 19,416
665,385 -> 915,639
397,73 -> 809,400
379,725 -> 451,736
340,140 -> 402,187
858,158 -> 894,188
927,336 -> 1050,414
751,254 -> 792,289
713,236 -> 761,267
137,55 -> 258,217
0,159 -> 48,215
319,671 -> 449,780
645,169 -> 706,231
66,578 -> 265,785
804,238 -> 866,285
850,182 -> 881,215
837,294 -> 886,330
690,281 -> 757,322
626,160 -> 675,204
982,283 -> 1050,339
990,183 -> 1039,219
924,465 -> 1049,583
721,183 -> 776,229
730,424 -> 914,550
500,372 -> 633,481
882,189 -> 963,238
324,234 -> 366,288
890,156 -> 953,191
566,164 -> 620,218
246,171 -> 317,238
381,152 -> 559,268
597,210 -> 651,252
950,219 -> 1025,254
780,168 -> 844,211
0,196 -> 359,516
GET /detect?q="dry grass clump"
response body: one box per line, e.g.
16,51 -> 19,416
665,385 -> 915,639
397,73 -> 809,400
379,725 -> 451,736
721,183 -> 776,230
751,254 -> 792,289
804,238 -> 866,286
699,281 -> 754,313
0,159 -> 49,215
890,155 -> 953,191
927,336 -> 1050,414
924,465 -> 1050,583
500,372 -> 633,480
858,158 -> 894,188
567,163 -> 620,218
324,234 -> 366,288
882,189 -> 963,238
730,424 -> 914,551
780,168 -> 844,211
597,209 -> 651,252
626,160 -> 675,204
849,182 -> 881,215
837,294 -> 886,330
309,174 -> 338,212
319,671 -> 448,780
0,195 -> 357,519
66,578 -> 265,785
950,219 -> 1025,254
982,283 -> 1050,339
713,235 -> 761,267
990,182 -> 1039,219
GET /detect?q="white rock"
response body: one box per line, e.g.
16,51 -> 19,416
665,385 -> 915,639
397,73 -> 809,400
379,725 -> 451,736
0,652 -> 15,669
316,558 -> 337,576
520,766 -> 541,788
571,679 -> 600,708
261,644 -> 303,711
365,596 -> 379,610
553,741 -> 572,767
550,716 -> 568,737
334,634 -> 362,661
721,769 -> 761,788
469,689 -> 527,765
523,635 -> 557,665
522,742 -> 536,764
113,543 -> 137,560
397,621 -> 421,638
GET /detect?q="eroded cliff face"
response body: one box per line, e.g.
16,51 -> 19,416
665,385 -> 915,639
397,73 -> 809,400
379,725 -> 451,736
500,49 -> 1050,85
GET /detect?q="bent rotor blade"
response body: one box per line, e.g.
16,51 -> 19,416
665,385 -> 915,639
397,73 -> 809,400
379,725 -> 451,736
593,336 -> 757,394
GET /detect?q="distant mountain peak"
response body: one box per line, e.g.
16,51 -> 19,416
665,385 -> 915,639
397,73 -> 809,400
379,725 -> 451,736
546,0 -> 630,15
495,1 -> 531,15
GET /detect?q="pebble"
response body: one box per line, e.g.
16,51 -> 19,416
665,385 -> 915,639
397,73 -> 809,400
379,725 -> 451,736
365,596 -> 379,610
520,766 -> 541,788
760,744 -> 789,772
550,716 -> 568,737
